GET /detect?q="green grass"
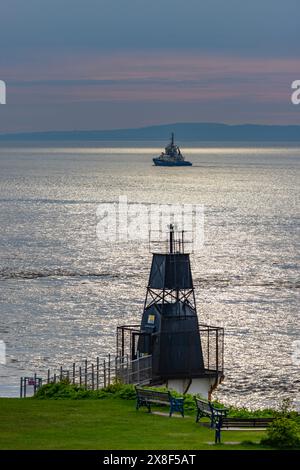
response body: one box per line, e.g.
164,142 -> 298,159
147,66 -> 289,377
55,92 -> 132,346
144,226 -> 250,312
0,398 -> 272,450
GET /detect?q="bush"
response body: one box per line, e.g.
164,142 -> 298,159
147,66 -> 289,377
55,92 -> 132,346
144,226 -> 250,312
34,380 -> 136,401
101,383 -> 136,400
34,380 -> 95,399
261,398 -> 300,449
261,417 -> 300,449
226,405 -> 275,419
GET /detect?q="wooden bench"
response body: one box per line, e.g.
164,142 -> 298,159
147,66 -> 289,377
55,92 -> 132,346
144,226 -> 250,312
215,417 -> 275,443
195,397 -> 229,428
135,386 -> 185,417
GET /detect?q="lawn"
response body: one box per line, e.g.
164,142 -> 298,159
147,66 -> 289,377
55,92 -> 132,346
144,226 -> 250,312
0,398 -> 270,450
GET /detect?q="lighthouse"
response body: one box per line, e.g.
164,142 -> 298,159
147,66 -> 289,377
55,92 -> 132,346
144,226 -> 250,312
117,225 -> 224,398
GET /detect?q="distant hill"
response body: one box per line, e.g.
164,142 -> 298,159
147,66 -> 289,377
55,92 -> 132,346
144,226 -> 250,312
0,122 -> 300,142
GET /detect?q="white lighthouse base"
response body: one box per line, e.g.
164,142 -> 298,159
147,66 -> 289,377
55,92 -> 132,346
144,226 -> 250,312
166,377 -> 221,399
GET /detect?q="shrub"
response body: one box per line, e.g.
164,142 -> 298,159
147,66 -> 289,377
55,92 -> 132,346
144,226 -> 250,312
261,417 -> 300,449
261,398 -> 300,449
34,380 -> 85,399
226,405 -> 275,419
114,384 -> 136,400
34,380 -> 136,400
96,382 -> 136,399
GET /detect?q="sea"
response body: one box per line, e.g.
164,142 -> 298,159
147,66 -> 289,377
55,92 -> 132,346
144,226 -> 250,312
0,142 -> 299,410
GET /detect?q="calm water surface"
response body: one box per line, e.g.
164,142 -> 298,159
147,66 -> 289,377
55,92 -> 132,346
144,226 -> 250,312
0,143 -> 299,409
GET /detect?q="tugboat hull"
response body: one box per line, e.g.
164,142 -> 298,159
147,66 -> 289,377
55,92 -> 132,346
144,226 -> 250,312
153,158 -> 192,166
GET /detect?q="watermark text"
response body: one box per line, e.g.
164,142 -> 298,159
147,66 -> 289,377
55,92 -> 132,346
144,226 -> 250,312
0,80 -> 6,104
96,196 -> 204,249
291,80 -> 300,105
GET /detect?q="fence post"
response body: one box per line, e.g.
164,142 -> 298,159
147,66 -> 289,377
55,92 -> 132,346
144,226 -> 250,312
122,329 -> 125,357
72,363 -> 75,385
137,356 -> 140,384
79,367 -> 82,387
85,360 -> 88,388
216,329 -> 219,374
60,366 -> 63,381
108,354 -> 111,385
33,373 -> 37,395
20,377 -> 23,398
96,357 -> 99,389
24,378 -> 27,398
126,354 -> 130,384
47,369 -> 50,384
92,363 -> 95,390
103,359 -> 106,388
115,356 -> 118,383
207,327 -> 210,370
222,329 -> 224,372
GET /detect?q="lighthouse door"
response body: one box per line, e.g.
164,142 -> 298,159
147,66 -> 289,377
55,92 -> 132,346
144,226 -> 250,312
132,332 -> 152,359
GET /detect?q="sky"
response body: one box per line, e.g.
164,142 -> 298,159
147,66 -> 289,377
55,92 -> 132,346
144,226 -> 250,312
0,0 -> 299,132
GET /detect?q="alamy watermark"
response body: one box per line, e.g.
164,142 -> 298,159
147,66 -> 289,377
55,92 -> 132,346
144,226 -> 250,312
96,196 -> 204,249
0,80 -> 6,104
291,80 -> 300,105
0,340 -> 6,365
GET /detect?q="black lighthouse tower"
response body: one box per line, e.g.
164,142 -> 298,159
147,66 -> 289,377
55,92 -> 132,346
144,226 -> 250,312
137,225 -> 205,380
117,225 -> 224,396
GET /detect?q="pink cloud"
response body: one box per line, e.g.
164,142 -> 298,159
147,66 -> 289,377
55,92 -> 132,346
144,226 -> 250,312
1,49 -> 299,130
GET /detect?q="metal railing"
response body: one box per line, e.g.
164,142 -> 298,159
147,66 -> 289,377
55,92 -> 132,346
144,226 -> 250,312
199,323 -> 224,375
20,353 -> 153,397
115,355 -> 152,385
117,323 -> 224,376
20,324 -> 224,397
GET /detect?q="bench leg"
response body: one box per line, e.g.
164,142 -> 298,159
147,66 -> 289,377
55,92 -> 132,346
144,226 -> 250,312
169,406 -> 184,418
136,399 -> 151,413
215,428 -> 221,444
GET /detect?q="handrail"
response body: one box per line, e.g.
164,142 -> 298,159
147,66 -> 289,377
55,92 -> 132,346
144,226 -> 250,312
20,353 -> 153,397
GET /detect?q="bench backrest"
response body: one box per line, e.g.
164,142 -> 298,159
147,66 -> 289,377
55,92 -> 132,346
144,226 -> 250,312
136,387 -> 170,403
221,417 -> 274,427
195,397 -> 212,415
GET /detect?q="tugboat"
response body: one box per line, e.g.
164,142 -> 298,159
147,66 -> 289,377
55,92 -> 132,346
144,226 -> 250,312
153,133 -> 192,166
